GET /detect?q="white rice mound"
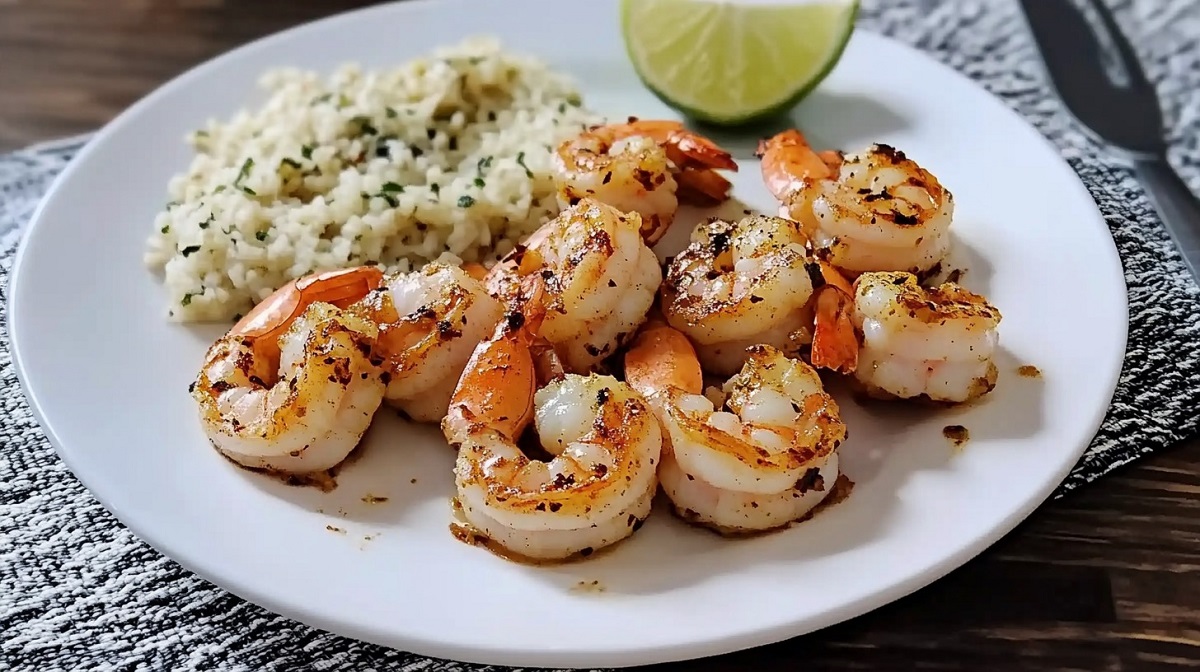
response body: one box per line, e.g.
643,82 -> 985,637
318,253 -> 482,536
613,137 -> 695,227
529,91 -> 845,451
144,37 -> 604,322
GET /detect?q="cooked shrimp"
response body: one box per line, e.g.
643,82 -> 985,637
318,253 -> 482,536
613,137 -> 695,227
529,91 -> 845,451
554,118 -> 738,244
348,263 -> 503,423
815,271 -> 1002,403
192,267 -> 388,476
485,198 -> 662,373
757,129 -> 844,200
625,329 -> 846,535
442,276 -> 551,445
660,215 -> 820,377
481,221 -> 556,301
809,261 -> 859,375
444,291 -> 662,561
758,130 -> 953,279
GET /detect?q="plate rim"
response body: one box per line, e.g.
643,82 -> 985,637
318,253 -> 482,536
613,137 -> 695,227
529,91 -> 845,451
6,0 -> 1130,667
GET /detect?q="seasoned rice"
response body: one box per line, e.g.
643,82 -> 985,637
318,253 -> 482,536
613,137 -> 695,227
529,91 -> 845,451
143,37 -> 603,321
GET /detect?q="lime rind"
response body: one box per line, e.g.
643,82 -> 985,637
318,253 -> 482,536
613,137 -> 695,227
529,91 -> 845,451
620,0 -> 860,126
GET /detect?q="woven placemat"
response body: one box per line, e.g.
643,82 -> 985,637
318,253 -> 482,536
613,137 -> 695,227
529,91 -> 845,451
3,1 -> 1199,669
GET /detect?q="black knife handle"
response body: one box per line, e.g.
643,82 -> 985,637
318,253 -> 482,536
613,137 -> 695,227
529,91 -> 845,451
1133,157 -> 1200,282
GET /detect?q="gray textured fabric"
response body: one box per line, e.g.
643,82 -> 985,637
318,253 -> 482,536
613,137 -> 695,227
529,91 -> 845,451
3,1 -> 1199,669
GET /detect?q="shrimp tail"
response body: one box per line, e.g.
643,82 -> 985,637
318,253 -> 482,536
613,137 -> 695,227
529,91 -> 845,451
675,168 -> 734,207
660,127 -> 737,207
444,317 -> 538,443
811,286 -> 859,374
233,266 -> 385,342
664,129 -> 739,173
816,259 -> 854,296
608,119 -> 736,171
443,273 -> 549,444
756,129 -> 838,202
610,119 -> 738,206
818,149 -> 845,173
624,323 -> 705,399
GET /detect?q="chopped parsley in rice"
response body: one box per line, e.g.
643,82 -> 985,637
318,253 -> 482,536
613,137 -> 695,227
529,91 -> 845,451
144,36 -> 603,322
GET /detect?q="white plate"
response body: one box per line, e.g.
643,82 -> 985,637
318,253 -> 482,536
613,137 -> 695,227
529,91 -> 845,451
9,0 -> 1127,668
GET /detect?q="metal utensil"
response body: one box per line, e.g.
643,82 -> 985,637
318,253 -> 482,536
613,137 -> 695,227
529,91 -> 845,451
1017,0 -> 1200,281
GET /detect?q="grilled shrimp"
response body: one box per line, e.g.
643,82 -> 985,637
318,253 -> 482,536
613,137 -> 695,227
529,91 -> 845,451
486,198 -> 662,372
443,283 -> 662,562
757,130 -> 953,279
625,326 -> 845,535
554,119 -> 738,244
813,271 -> 1002,403
442,277 -> 551,445
349,263 -> 503,423
660,215 -> 820,377
192,267 -> 388,477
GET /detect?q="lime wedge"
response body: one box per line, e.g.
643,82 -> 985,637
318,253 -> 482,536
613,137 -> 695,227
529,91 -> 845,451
620,0 -> 859,126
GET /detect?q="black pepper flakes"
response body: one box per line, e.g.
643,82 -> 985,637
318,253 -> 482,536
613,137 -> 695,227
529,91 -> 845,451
863,188 -> 892,203
794,467 -> 825,494
504,311 -> 526,332
805,261 -> 826,289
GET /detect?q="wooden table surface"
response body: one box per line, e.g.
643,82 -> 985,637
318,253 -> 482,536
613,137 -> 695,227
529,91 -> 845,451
3,1 -> 1198,670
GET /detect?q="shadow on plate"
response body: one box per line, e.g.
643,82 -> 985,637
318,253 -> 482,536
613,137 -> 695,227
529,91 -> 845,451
522,439 -> 908,597
963,346 -> 1047,444
521,344 -> 1044,597
677,89 -> 914,160
231,410 -> 455,525
847,345 -> 1045,444
928,231 -> 995,295
520,392 -> 930,596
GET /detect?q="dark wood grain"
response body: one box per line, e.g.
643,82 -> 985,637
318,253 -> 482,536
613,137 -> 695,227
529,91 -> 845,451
2,1 -> 1198,670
